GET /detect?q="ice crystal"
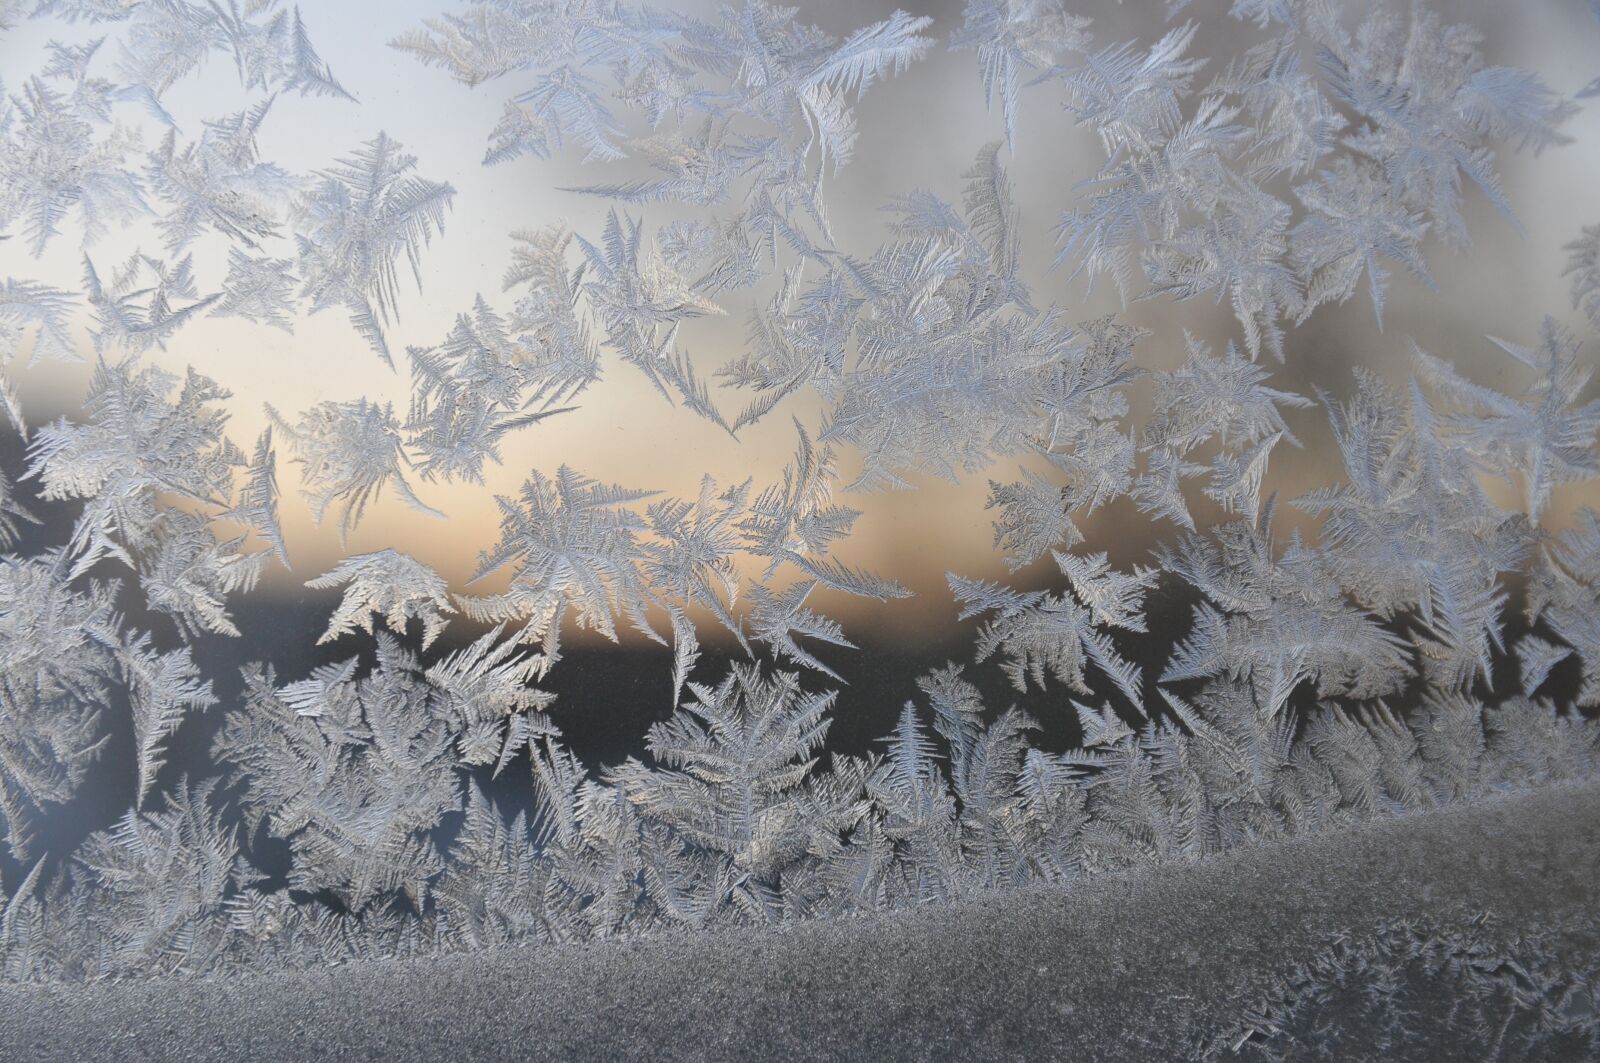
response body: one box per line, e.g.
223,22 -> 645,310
0,0 -> 1597,1002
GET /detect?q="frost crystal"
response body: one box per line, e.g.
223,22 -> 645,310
0,0 -> 1598,998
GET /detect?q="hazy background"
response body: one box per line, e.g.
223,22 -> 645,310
3,0 -> 1599,657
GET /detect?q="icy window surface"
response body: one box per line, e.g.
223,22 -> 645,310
0,0 -> 1597,989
